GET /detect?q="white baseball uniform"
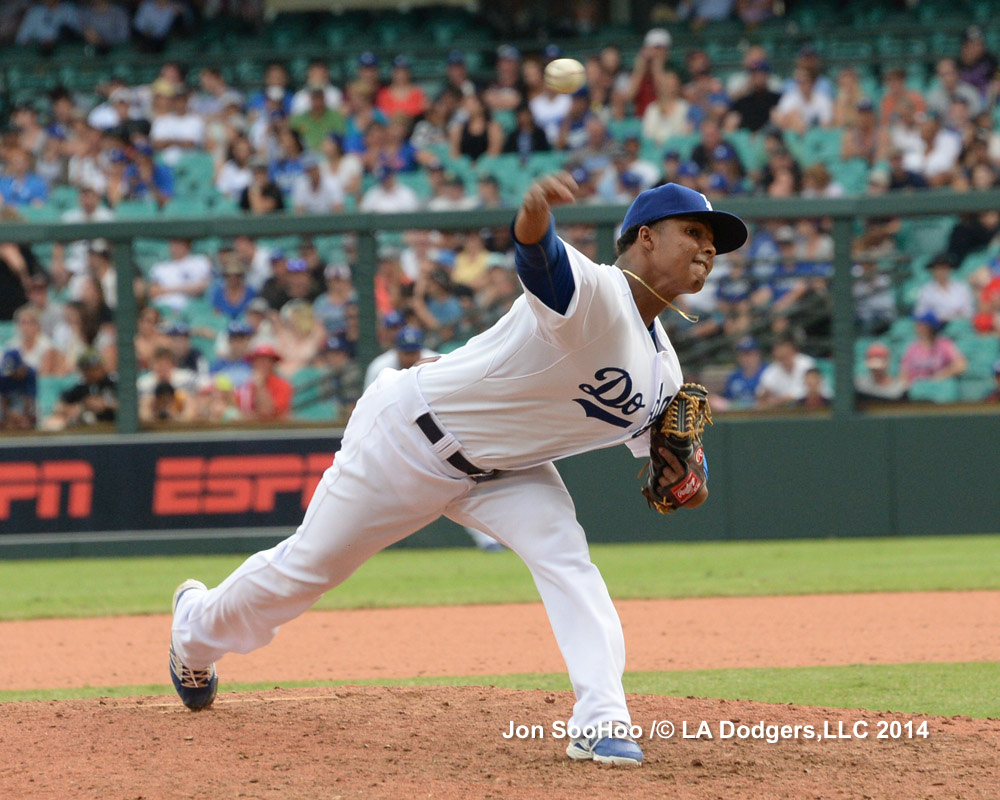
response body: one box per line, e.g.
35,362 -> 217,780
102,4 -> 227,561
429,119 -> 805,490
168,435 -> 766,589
172,234 -> 683,730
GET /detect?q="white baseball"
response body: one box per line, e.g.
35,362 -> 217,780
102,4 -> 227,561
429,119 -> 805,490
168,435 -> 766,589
544,58 -> 586,94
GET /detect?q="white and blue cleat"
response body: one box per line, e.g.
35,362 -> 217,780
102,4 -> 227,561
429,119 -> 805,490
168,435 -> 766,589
566,721 -> 644,766
169,579 -> 218,711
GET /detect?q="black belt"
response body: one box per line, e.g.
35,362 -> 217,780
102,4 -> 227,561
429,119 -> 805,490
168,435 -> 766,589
415,413 -> 495,479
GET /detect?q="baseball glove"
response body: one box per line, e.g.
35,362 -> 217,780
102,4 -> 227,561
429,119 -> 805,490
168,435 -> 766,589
641,383 -> 713,514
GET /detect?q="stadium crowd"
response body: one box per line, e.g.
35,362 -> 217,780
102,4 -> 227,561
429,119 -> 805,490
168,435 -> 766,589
2,6 -> 1000,430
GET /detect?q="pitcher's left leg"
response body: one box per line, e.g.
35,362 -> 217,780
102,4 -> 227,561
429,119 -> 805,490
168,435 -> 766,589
445,464 -> 630,730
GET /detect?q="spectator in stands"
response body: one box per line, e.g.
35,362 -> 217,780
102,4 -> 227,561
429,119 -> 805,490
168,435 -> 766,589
138,345 -> 196,402
483,44 -> 524,113
74,272 -> 115,354
269,127 -> 306,195
283,257 -> 321,304
899,311 -> 967,386
210,320 -> 253,389
879,67 -> 926,126
231,235 -> 273,292
411,89 -> 459,158
957,25 -> 998,99
885,147 -> 928,190
502,102 -> 550,159
317,334 -> 362,416
797,366 -> 830,409
290,58 -> 343,117
133,0 -> 189,53
363,325 -> 435,388
7,304 -> 59,374
946,207 -> 1000,266
727,59 -> 781,134
676,0 -> 735,25
214,134 -> 253,201
411,268 -> 464,347
772,67 -> 833,133
641,70 -> 692,146
380,115 -> 418,173
81,0 -> 130,53
839,100 -> 880,165
800,163 -> 843,198
15,0 -> 80,52
972,272 -> 1000,334
723,335 -> 766,410
557,88 -> 597,152
0,146 -> 48,207
928,57 -> 983,119
147,238 -> 212,314
50,184 -> 114,286
23,273 -> 63,340
164,321 -> 207,374
134,305 -> 162,371
756,332 -> 817,408
450,230 -> 490,291
914,253 -> 974,323
376,55 -> 428,120
45,349 -> 117,430
192,66 -> 244,122
427,171 -> 475,211
907,111 -> 963,186
0,2 -> 31,44
852,254 -> 895,336
321,134 -> 363,199
683,50 -> 728,128
12,104 -> 47,160
274,298 -> 325,377
208,254 -> 256,320
0,347 -> 37,429
854,342 -> 907,404
360,165 -> 419,214
831,67 -> 866,129
235,342 -> 292,421
984,360 -> 1000,402
291,153 -> 344,214
312,262 -> 355,337
125,143 -> 174,207
621,28 -> 671,118
443,50 -> 476,99
240,156 -> 284,214
290,87 -> 346,152
352,51 -> 383,99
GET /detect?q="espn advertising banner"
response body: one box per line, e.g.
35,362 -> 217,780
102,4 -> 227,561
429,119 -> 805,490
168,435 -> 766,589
0,433 -> 341,536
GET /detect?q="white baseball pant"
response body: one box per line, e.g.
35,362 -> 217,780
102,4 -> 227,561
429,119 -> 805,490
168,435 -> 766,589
171,368 -> 631,729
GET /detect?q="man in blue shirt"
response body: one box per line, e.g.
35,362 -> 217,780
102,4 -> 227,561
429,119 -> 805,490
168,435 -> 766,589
0,349 -> 37,430
724,336 -> 766,410
15,0 -> 80,50
124,144 -> 174,207
0,147 -> 48,207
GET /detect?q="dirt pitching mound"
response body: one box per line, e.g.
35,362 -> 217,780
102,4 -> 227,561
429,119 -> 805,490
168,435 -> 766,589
2,686 -> 996,800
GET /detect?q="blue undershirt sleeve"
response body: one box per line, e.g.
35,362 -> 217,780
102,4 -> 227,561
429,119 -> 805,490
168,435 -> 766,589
511,213 -> 576,314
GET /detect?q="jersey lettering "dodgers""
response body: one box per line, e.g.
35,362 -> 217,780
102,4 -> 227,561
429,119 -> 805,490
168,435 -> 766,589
416,238 -> 683,470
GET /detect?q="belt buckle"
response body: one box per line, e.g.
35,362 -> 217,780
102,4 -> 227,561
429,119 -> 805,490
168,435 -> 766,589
470,469 -> 496,483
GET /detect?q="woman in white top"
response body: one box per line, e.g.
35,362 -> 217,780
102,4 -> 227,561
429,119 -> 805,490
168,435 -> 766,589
641,70 -> 692,146
214,135 -> 254,201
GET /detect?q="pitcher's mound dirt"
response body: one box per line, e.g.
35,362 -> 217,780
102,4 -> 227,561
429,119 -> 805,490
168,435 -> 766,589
2,686 -> 996,800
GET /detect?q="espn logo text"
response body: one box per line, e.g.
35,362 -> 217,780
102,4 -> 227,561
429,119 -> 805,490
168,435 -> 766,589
0,461 -> 94,519
152,454 -> 334,515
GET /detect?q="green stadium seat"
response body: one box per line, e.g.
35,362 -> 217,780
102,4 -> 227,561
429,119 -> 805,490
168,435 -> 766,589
294,399 -> 340,422
607,118 -> 642,142
115,200 -> 159,219
0,320 -> 15,344
17,205 -> 61,222
958,376 -> 996,402
802,128 -> 843,167
163,198 -> 210,218
907,377 -> 959,403
37,375 -> 79,419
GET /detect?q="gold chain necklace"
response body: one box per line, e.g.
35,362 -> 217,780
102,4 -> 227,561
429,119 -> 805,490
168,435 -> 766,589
621,269 -> 699,323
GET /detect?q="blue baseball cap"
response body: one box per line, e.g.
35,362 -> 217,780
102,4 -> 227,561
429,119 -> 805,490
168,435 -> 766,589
914,311 -> 942,329
394,326 -> 425,353
677,160 -> 700,177
621,171 -> 642,189
543,44 -> 563,60
324,334 -> 350,353
164,321 -> 190,336
227,320 -> 254,337
497,44 -> 521,62
447,49 -> 465,65
1,349 -> 24,376
620,183 -> 748,255
735,336 -> 759,352
286,257 -> 309,273
706,173 -> 729,192
383,310 -> 405,328
392,54 -> 411,70
359,51 -> 378,67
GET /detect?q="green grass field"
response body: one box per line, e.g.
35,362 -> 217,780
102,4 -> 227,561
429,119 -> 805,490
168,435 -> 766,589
2,534 -> 998,620
3,535 -> 998,715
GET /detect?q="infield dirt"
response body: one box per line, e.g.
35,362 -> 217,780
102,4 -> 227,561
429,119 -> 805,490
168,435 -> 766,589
1,591 -> 998,799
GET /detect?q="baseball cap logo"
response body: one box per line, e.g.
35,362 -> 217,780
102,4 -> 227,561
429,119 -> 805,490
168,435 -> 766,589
699,193 -> 713,210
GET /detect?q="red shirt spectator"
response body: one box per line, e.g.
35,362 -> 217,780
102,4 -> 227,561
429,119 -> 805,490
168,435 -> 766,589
973,276 -> 1000,333
235,343 -> 292,420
